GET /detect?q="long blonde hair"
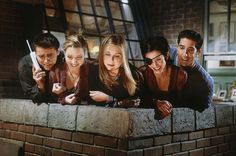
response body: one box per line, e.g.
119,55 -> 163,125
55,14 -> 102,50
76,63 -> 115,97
98,34 -> 136,96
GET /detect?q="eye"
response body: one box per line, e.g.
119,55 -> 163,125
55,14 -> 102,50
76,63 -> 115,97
187,47 -> 195,53
38,55 -> 44,59
47,54 -> 53,58
76,56 -> 83,60
67,55 -> 72,59
179,45 -> 185,50
144,58 -> 152,65
114,54 -> 121,58
104,53 -> 110,56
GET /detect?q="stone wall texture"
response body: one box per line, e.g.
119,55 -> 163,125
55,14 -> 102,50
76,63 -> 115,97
0,99 -> 236,156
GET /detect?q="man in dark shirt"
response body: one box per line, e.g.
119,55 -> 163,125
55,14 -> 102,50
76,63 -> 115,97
18,33 -> 64,103
175,29 -> 214,112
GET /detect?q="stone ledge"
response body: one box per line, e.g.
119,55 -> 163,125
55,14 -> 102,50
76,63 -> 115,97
0,99 -> 235,138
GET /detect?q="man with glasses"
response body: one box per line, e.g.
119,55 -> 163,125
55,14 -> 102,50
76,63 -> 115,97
18,33 -> 64,103
174,29 -> 214,112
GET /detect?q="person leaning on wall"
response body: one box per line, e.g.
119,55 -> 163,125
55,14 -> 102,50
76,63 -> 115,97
88,34 -> 143,108
49,34 -> 91,105
139,36 -> 187,120
172,29 -> 214,112
18,32 -> 64,103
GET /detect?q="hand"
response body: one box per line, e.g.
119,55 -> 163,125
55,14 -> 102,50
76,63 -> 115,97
32,67 -> 46,90
52,83 -> 65,95
65,93 -> 77,105
89,91 -> 109,102
154,100 -> 173,120
117,98 -> 140,108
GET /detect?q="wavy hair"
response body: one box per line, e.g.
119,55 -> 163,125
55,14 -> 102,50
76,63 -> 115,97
98,34 -> 136,96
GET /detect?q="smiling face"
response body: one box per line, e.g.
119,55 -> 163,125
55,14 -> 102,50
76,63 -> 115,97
177,38 -> 198,67
103,44 -> 123,76
65,47 -> 85,70
35,47 -> 58,71
145,50 -> 166,75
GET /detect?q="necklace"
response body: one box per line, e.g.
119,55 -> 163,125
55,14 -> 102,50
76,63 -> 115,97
67,68 -> 80,84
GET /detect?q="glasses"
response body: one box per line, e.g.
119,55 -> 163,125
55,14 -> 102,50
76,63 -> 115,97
144,54 -> 162,65
178,45 -> 197,55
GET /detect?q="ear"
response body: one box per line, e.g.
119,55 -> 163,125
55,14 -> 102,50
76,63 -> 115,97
197,48 -> 202,55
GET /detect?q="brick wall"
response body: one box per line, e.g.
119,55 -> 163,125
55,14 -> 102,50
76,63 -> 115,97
146,0 -> 204,45
0,0 -> 27,98
0,99 -> 236,156
1,122 -> 234,156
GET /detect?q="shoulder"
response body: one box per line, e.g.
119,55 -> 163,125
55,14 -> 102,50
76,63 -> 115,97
170,65 -> 187,88
193,62 -> 214,85
52,62 -> 66,71
18,54 -> 32,68
18,54 -> 33,75
172,65 -> 187,77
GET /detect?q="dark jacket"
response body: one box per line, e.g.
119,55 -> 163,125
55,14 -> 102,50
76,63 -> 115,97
18,52 -> 64,103
140,64 -> 187,108
48,60 -> 90,105
181,61 -> 214,112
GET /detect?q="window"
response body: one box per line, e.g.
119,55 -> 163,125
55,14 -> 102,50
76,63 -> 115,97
43,0 -> 143,67
206,0 -> 236,53
204,0 -> 236,96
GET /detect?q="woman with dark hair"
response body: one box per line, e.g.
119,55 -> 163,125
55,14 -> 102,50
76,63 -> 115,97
140,36 -> 187,119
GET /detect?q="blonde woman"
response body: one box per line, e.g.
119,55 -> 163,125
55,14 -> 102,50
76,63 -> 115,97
49,35 -> 89,105
89,34 -> 143,107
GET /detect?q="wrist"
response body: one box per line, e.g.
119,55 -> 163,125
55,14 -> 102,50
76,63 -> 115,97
37,85 -> 45,92
107,95 -> 117,103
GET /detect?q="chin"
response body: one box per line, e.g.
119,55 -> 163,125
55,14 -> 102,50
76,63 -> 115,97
43,66 -> 53,71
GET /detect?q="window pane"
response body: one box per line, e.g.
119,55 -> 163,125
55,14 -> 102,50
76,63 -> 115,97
45,8 -> 56,17
94,0 -> 107,17
65,12 -> 82,33
44,8 -> 64,31
208,0 -> 228,52
97,17 -> 110,34
80,0 -> 93,14
113,20 -> 125,33
63,0 -> 78,11
129,41 -> 142,60
230,0 -> 236,51
82,15 -> 98,34
45,0 -> 57,8
87,37 -> 100,59
109,1 -> 122,19
120,3 -> 133,21
126,23 -> 138,40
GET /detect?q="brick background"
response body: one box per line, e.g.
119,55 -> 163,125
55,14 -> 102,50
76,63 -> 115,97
146,0 -> 203,46
0,120 -> 235,155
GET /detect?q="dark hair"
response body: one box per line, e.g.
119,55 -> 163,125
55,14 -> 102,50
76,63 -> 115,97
33,33 -> 60,50
177,29 -> 203,51
142,36 -> 170,58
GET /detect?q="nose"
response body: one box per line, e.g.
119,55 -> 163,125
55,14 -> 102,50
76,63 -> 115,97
182,49 -> 189,57
107,56 -> 114,64
72,58 -> 78,65
44,57 -> 50,64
